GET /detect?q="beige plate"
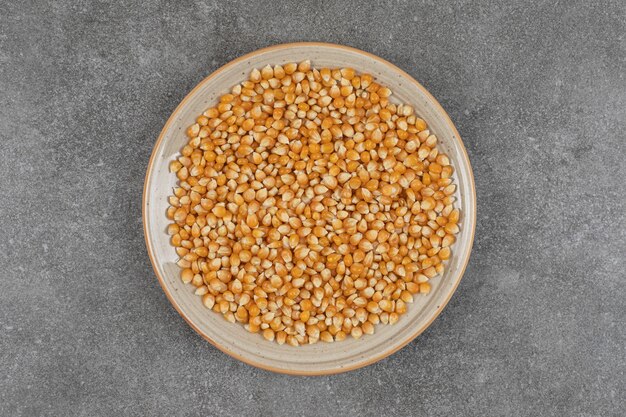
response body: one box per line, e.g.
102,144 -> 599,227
143,42 -> 476,375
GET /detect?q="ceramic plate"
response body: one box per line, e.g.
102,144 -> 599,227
143,42 -> 476,375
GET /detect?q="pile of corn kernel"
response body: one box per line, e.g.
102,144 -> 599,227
167,61 -> 460,346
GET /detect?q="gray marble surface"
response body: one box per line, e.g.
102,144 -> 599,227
1,1 -> 625,416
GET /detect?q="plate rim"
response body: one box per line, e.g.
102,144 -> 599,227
142,41 -> 477,375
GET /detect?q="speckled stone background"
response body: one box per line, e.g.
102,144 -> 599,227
1,1 -> 625,416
